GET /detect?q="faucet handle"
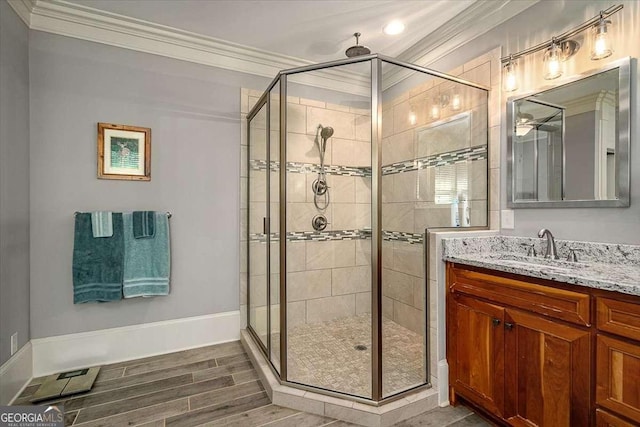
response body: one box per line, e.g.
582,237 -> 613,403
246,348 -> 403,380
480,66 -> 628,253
566,248 -> 581,262
520,243 -> 537,257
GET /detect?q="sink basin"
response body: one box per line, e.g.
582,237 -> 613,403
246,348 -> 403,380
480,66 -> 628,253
482,252 -> 589,271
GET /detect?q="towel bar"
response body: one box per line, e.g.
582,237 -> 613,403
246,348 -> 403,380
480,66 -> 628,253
74,211 -> 172,218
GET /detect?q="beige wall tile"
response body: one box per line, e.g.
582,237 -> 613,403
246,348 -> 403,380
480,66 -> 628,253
305,241 -> 334,270
382,268 -> 415,306
306,294 -> 356,323
356,292 -> 371,314
287,301 -> 306,328
489,125 -> 501,169
286,241 -> 306,272
287,132 -> 322,164
333,240 -> 356,268
469,159 -> 488,201
287,269 -> 332,302
330,175 -> 355,203
332,266 -> 371,295
355,115 -> 371,142
307,107 -> 355,140
383,129 -> 415,165
286,103 -> 307,135
287,173 -> 307,203
394,171 -> 418,203
287,202 -> 326,232
355,176 -> 371,203
382,202 -> 414,232
355,239 -> 371,266
382,295 -> 394,319
393,100 -> 415,135
393,242 -> 424,278
394,300 -> 424,335
490,167 -> 500,211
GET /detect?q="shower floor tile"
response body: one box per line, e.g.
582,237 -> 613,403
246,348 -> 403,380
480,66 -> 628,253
273,314 -> 425,398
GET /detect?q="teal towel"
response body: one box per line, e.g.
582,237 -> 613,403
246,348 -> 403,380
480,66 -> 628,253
73,213 -> 124,303
133,211 -> 155,238
91,211 -> 113,238
123,212 -> 170,298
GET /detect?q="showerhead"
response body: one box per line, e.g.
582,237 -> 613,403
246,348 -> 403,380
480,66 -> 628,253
320,126 -> 334,140
345,32 -> 371,58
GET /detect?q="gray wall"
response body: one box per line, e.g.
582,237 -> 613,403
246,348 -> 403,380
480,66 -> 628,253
0,2 -> 30,365
29,31 -> 268,339
426,0 -> 640,245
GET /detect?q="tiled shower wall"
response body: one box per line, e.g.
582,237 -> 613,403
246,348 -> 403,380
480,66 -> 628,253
242,91 -> 372,333
379,56 -> 494,335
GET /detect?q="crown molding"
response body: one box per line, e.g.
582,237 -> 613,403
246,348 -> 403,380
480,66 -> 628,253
8,0 -> 536,93
7,0 -> 32,26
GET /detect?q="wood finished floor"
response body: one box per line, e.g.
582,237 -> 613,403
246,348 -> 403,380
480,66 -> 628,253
14,341 -> 489,427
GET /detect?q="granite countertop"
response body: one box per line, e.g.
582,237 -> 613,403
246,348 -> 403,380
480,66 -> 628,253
442,236 -> 640,296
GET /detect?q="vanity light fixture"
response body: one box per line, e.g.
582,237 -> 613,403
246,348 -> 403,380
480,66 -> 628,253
591,13 -> 613,59
383,20 -> 405,35
500,4 -> 622,90
543,39 -> 563,80
429,98 -> 440,120
451,93 -> 462,111
502,56 -> 519,92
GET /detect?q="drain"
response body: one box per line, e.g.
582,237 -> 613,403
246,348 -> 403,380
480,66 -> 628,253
354,344 -> 367,351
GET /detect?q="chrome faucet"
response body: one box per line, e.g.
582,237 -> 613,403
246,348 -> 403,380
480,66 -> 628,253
537,228 -> 559,259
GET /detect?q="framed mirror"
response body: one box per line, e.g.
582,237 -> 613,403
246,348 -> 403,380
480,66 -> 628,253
507,57 -> 632,208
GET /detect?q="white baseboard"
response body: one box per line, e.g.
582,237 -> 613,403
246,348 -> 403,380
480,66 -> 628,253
31,311 -> 240,377
0,342 -> 33,405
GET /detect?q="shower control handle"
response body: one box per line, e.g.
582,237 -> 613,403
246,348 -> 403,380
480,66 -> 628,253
312,215 -> 328,231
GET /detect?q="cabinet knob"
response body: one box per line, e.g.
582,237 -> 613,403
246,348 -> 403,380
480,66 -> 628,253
492,318 -> 501,327
505,322 -> 514,330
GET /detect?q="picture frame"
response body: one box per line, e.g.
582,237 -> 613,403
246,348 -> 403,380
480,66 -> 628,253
97,123 -> 151,181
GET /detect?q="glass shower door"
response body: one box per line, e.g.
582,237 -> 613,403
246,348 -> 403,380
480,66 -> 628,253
248,102 -> 268,349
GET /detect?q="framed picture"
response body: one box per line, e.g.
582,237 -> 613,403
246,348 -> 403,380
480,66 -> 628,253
97,123 -> 151,181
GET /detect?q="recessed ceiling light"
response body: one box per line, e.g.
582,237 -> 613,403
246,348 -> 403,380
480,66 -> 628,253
383,20 -> 405,36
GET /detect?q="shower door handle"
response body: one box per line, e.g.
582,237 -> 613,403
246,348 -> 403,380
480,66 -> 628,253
263,217 -> 269,235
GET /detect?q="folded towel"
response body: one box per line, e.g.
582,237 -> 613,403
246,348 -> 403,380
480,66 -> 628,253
73,213 -> 124,303
133,211 -> 155,239
91,211 -> 113,238
123,212 -> 170,298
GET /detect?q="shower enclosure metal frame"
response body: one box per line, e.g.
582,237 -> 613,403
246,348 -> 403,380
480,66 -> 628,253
246,54 -> 489,404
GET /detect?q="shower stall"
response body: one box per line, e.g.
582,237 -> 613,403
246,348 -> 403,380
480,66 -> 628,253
246,54 -> 488,403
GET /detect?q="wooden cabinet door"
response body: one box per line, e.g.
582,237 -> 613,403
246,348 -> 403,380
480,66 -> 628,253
504,309 -> 591,427
596,335 -> 640,424
449,294 -> 505,417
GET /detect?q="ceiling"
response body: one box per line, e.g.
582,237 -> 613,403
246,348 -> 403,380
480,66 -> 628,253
64,0 -> 477,63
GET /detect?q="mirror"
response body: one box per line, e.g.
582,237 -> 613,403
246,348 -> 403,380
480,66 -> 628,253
507,57 -> 631,208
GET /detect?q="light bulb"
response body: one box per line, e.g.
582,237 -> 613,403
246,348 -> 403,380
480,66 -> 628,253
502,59 -> 518,92
430,102 -> 440,120
591,18 -> 612,60
451,94 -> 461,111
543,42 -> 562,80
408,111 -> 417,125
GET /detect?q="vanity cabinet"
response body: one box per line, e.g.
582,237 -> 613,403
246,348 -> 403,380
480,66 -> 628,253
447,263 -> 640,427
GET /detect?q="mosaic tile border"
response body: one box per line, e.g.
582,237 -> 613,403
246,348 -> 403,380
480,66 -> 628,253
382,145 -> 487,176
249,229 -> 425,245
382,230 -> 424,245
250,160 -> 370,177
250,229 -> 372,243
249,144 -> 486,178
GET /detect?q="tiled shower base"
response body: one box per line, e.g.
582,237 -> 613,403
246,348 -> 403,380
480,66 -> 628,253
274,314 -> 425,398
245,315 -> 436,427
